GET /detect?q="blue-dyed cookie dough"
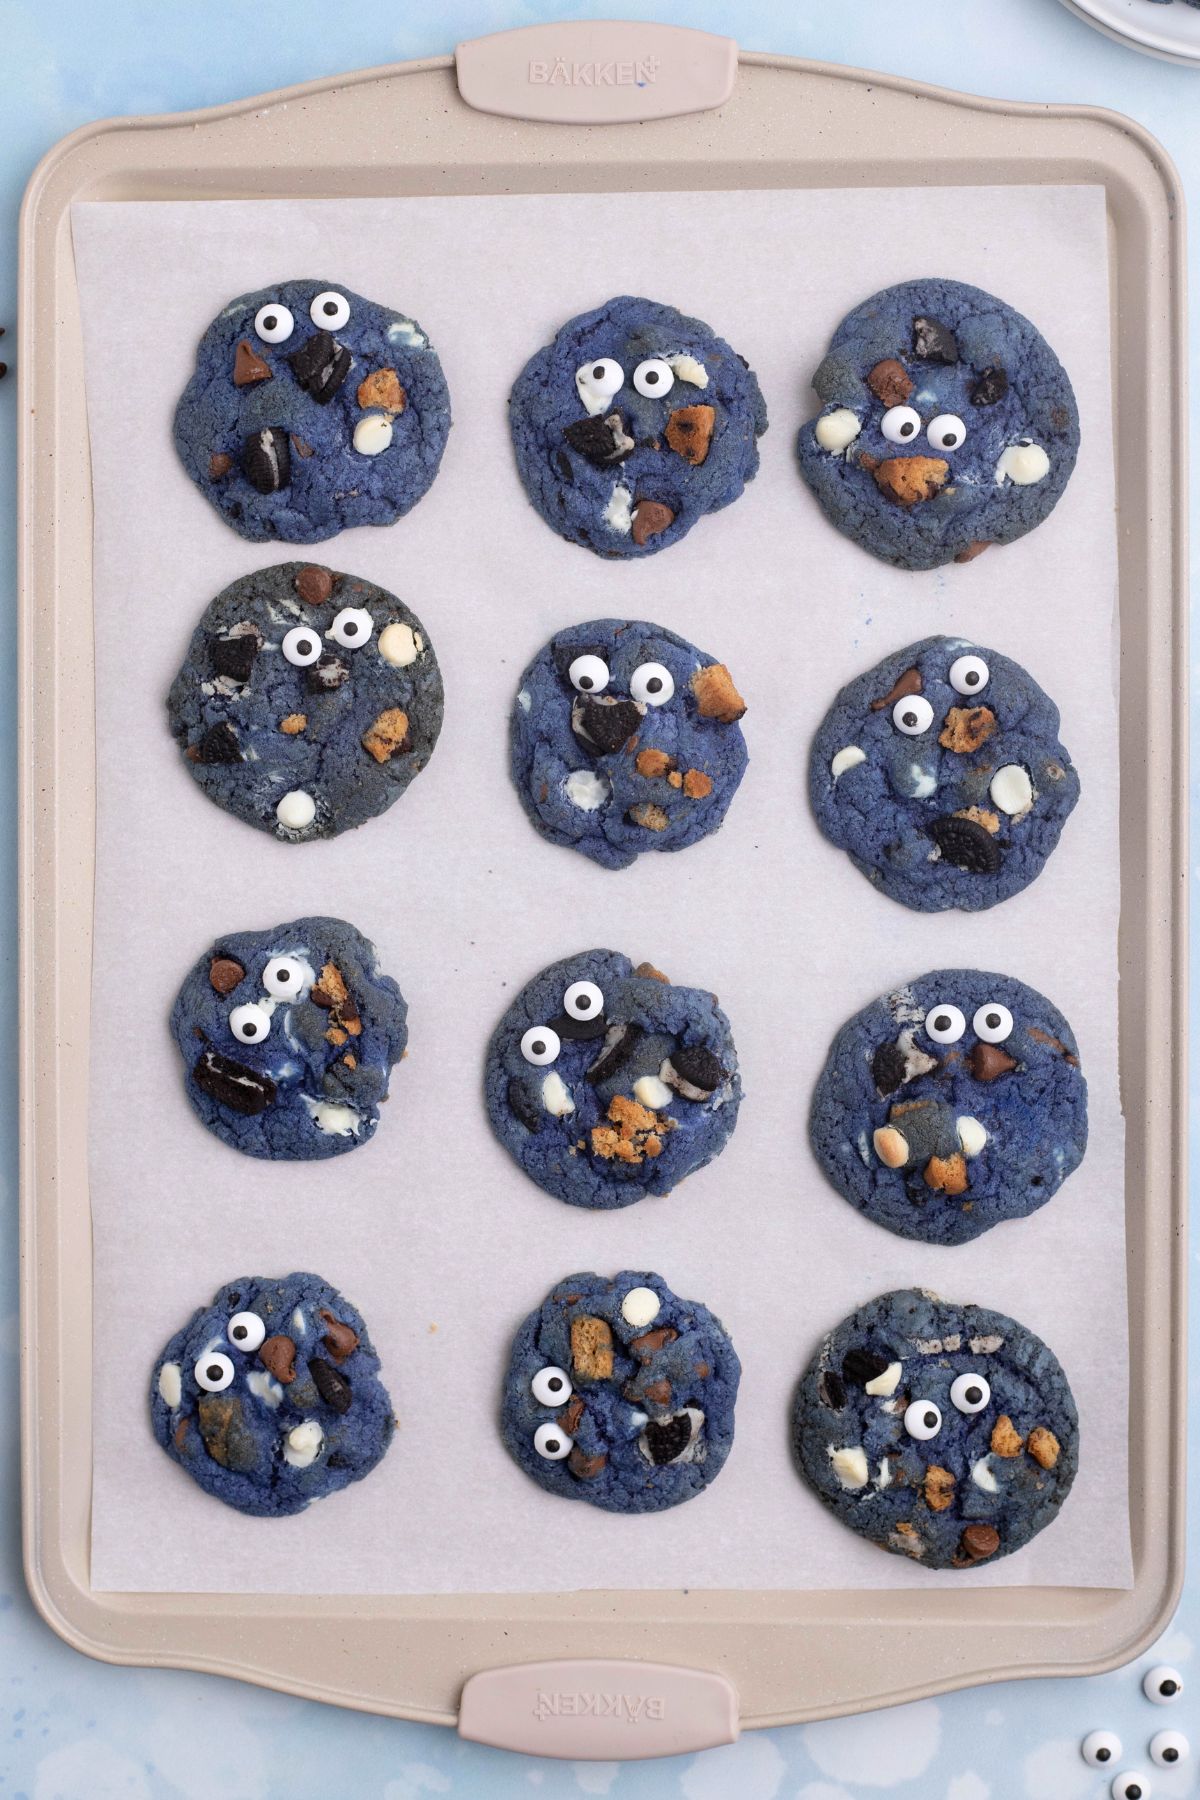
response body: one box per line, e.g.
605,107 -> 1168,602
151,1270 -> 394,1517
792,1288 -> 1079,1568
797,279 -> 1079,570
502,1270 -> 740,1513
166,561 -> 443,842
173,280 -> 451,543
510,618 -> 749,870
170,916 -> 408,1161
811,969 -> 1088,1246
508,295 -> 767,557
484,949 -> 741,1209
810,635 -> 1080,912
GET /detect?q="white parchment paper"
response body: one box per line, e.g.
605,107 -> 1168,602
72,187 -> 1128,1594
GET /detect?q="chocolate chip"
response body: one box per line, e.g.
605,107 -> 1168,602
571,696 -> 644,755
507,1075 -> 542,1132
871,1042 -> 908,1096
866,359 -> 914,407
307,652 -> 350,693
586,1021 -> 643,1086
208,452 -> 233,480
288,330 -> 351,404
870,667 -> 922,712
912,315 -> 959,363
310,1356 -> 352,1414
842,1347 -> 891,1388
568,1446 -> 607,1480
233,340 -> 272,387
193,1048 -> 276,1116
629,1325 -> 679,1359
258,1334 -> 296,1383
562,413 -> 633,467
318,1309 -> 359,1363
928,813 -> 1002,873
970,1041 -> 1018,1083
241,426 -> 291,494
190,722 -> 242,764
970,366 -> 1008,407
295,565 -> 334,606
818,1369 -> 847,1410
959,1523 -> 1000,1561
631,500 -> 674,546
669,1044 -> 723,1095
550,1009 -> 608,1043
208,956 -> 245,995
642,1415 -> 692,1465
211,633 -> 259,683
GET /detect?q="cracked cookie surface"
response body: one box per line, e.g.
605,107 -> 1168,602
502,1270 -> 740,1512
792,1288 -> 1078,1567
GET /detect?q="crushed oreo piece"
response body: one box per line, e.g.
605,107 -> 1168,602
871,1041 -> 908,1096
571,695 -> 644,755
507,1075 -> 542,1133
842,1347 -> 891,1388
287,330 -> 352,404
211,633 -> 259,684
241,426 -> 291,494
190,722 -> 242,765
586,1021 -> 643,1086
668,1043 -> 723,1096
912,315 -> 959,364
551,1009 -> 608,1043
642,1413 -> 693,1466
562,412 -> 634,467
554,450 -> 574,484
970,365 -> 1008,407
307,652 -> 350,693
929,813 -> 1003,874
818,1368 -> 847,1410
193,1048 -> 276,1116
310,1356 -> 353,1414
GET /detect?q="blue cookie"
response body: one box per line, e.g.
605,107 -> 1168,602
170,916 -> 408,1161
484,949 -> 741,1209
810,635 -> 1080,912
811,969 -> 1088,1246
502,1271 -> 740,1513
797,279 -> 1079,570
792,1288 -> 1079,1568
151,1271 -> 394,1517
510,618 -> 749,870
173,281 -> 451,543
508,295 -> 767,557
166,561 -> 443,842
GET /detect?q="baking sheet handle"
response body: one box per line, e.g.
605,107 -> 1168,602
455,21 -> 738,125
458,1658 -> 740,1759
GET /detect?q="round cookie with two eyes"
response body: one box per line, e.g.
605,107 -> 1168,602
792,1288 -> 1079,1568
810,969 -> 1087,1245
510,618 -> 749,870
485,950 -> 741,1209
796,278 -> 1079,570
508,295 -> 767,557
151,1271 -> 394,1517
170,916 -> 409,1160
809,635 -> 1080,911
166,561 -> 443,842
502,1271 -> 741,1513
173,280 -> 451,544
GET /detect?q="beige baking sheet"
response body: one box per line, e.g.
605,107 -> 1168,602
70,184 -> 1129,1597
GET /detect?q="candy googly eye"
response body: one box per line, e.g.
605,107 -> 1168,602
927,413 -> 967,452
973,1003 -> 1014,1044
531,1366 -> 573,1407
1149,1730 -> 1188,1767
575,358 -> 624,410
880,404 -> 921,444
1082,1730 -> 1122,1767
1111,1774 -> 1151,1800
310,290 -> 350,330
903,1399 -> 942,1440
520,1025 -> 560,1067
630,662 -> 675,706
329,606 -> 373,649
253,302 -> 294,344
632,357 -> 674,398
227,1311 -> 266,1353
568,653 -> 610,694
892,694 -> 934,736
924,1004 -> 966,1045
281,625 -> 323,668
1143,1666 -> 1183,1704
194,1351 -> 235,1393
949,1372 -> 991,1414
262,955 -> 307,1000
563,980 -> 604,1022
533,1421 -> 573,1460
229,1002 -> 272,1045
949,652 -> 990,695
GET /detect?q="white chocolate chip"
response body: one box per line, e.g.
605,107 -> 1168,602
603,483 -> 633,535
516,688 -> 532,712
302,1096 -> 360,1136
541,1071 -> 575,1117
276,789 -> 316,831
989,763 -> 1034,817
667,353 -> 709,388
620,1286 -> 660,1329
353,413 -> 394,456
971,1455 -> 999,1494
564,769 -> 610,811
246,1369 -> 283,1409
815,407 -> 861,453
864,1360 -> 903,1398
877,1457 -> 893,1488
969,1333 -> 1005,1354
910,766 -> 937,800
292,1309 -> 305,1333
283,1420 -> 324,1469
995,441 -> 1050,486
633,1074 -> 673,1110
157,1362 -> 182,1408
957,1115 -> 989,1158
831,745 -> 866,781
378,621 -> 423,668
828,1444 -> 869,1490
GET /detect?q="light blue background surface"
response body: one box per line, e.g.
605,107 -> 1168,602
0,2 -> 1195,1795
